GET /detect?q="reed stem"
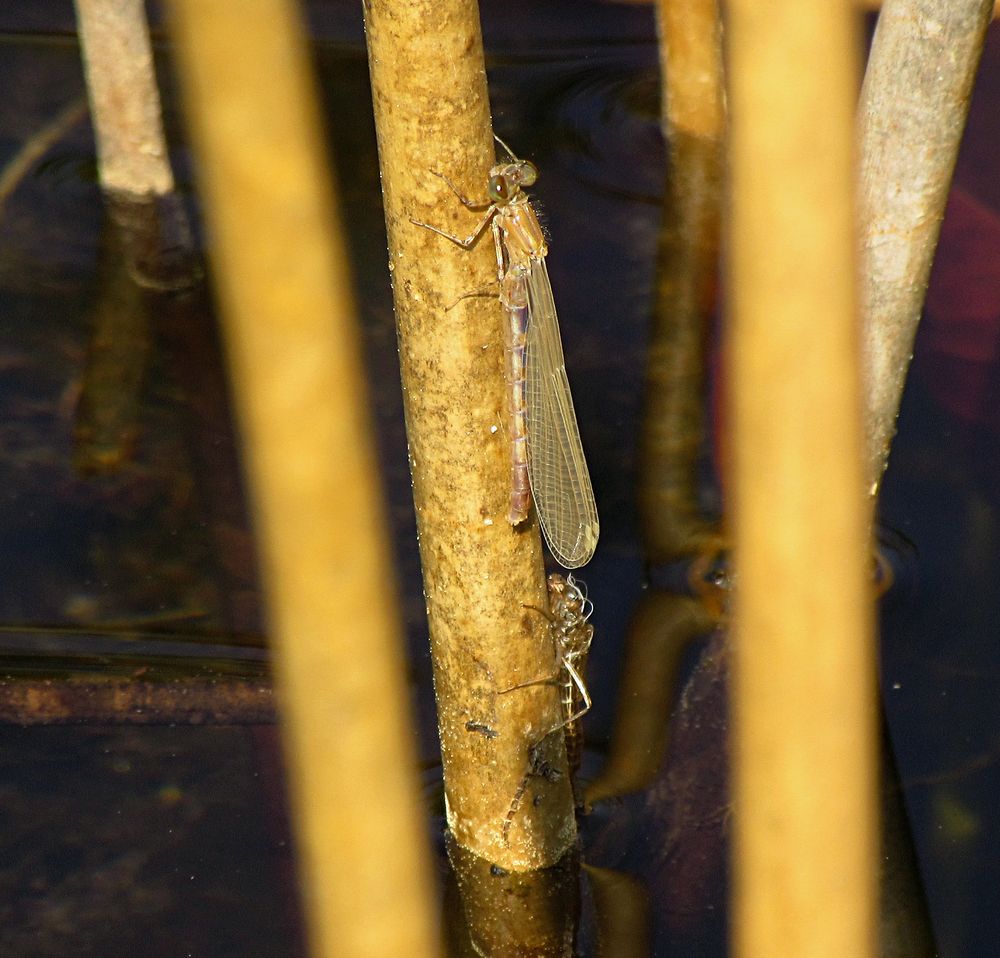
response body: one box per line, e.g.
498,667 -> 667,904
73,0 -> 173,197
363,0 -> 576,870
167,2 -> 439,954
858,0 -> 994,496
726,2 -> 878,955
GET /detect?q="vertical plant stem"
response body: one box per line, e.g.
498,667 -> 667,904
726,2 -> 878,957
167,2 -> 439,955
363,0 -> 576,870
73,0 -> 173,197
858,0 -> 993,496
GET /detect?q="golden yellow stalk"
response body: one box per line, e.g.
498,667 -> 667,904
167,1 -> 440,954
363,0 -> 577,871
726,1 -> 878,955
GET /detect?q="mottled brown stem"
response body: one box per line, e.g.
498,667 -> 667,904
73,0 -> 173,197
363,0 -> 575,870
167,1 -> 439,955
727,1 -> 878,956
859,0 -> 993,497
639,0 -> 725,563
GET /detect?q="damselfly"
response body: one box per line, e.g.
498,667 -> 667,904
411,137 -> 599,569
538,573 -> 595,760
502,572 -> 596,742
502,573 -> 596,836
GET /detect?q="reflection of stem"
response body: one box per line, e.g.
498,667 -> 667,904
859,0 -> 994,496
880,718 -> 938,957
73,210 -> 150,474
584,864 -> 652,958
586,593 -> 713,804
73,192 -> 200,474
595,0 -> 726,807
0,678 -> 273,725
446,832 -> 579,957
0,97 -> 88,214
904,733 -> 1000,788
637,0 -> 726,564
105,191 -> 200,292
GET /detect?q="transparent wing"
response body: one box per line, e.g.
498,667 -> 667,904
524,257 -> 599,568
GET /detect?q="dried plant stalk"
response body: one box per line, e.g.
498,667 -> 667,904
859,0 -> 993,496
363,0 -> 576,871
167,1 -> 439,955
726,2 -> 878,956
74,0 -> 173,196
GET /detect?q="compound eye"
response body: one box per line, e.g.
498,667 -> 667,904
488,174 -> 510,202
518,161 -> 538,187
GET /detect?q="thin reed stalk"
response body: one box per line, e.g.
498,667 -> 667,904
858,0 -> 994,496
73,0 -> 173,197
167,2 -> 439,955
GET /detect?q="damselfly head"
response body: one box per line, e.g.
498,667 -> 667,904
488,160 -> 537,204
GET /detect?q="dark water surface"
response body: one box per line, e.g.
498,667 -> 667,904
1,2 -> 999,955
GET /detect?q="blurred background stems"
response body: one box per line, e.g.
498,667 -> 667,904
167,1 -> 439,956
726,2 -> 878,957
363,0 -> 579,875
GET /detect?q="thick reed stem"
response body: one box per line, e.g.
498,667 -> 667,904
726,2 -> 879,956
167,2 -> 439,954
363,0 -> 576,870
